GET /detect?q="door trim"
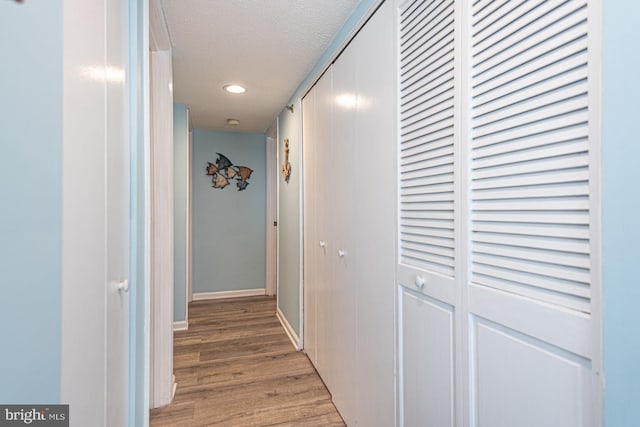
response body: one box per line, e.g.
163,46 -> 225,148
266,133 -> 278,296
149,0 -> 175,409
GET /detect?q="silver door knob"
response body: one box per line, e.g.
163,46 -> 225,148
117,279 -> 129,293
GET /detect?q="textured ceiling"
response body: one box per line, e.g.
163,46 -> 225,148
161,0 -> 361,133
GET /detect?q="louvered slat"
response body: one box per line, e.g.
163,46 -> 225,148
400,0 -> 456,277
402,10 -> 454,72
401,232 -> 455,249
402,87 -> 453,121
472,169 -> 589,190
472,233 -> 590,255
473,2 -> 587,72
471,0 -> 592,312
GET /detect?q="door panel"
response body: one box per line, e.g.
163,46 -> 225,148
467,1 -> 597,425
472,316 -> 590,427
327,44 -> 358,426
399,288 -> 454,427
105,0 -> 129,424
352,3 -> 396,425
302,88 -> 318,366
397,0 -> 459,425
313,68 -> 334,387
397,0 -> 458,290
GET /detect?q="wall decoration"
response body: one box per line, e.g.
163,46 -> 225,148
281,138 -> 292,182
206,152 -> 253,191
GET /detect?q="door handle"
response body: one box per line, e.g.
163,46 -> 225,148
117,279 -> 129,293
319,241 -> 326,248
338,249 -> 346,258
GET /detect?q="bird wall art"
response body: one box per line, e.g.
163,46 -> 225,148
206,153 -> 253,191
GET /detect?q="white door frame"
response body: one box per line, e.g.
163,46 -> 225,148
61,0 -> 131,424
149,0 -> 175,409
266,127 -> 278,296
188,127 -> 194,304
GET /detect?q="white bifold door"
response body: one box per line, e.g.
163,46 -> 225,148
303,2 -> 396,426
397,0 -> 602,426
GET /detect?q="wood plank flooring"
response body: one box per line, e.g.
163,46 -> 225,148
150,296 -> 345,426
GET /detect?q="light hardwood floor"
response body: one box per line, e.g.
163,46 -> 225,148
150,295 -> 345,426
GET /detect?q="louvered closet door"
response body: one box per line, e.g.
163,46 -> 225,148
468,1 -> 599,426
397,0 -> 459,426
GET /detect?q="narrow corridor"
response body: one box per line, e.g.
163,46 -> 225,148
150,296 -> 344,426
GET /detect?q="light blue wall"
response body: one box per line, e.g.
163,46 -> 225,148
173,104 -> 188,322
602,1 -> 640,425
277,108 -> 302,334
0,0 -> 62,403
192,129 -> 266,294
276,0 -> 381,338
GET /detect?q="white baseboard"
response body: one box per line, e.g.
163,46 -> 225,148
277,307 -> 301,351
192,288 -> 265,301
173,320 -> 188,331
172,374 -> 177,399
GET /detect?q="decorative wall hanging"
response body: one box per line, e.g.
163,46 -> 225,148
281,138 -> 292,182
206,153 -> 253,191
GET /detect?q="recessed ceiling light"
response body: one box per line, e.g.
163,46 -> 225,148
226,118 -> 240,126
223,84 -> 247,94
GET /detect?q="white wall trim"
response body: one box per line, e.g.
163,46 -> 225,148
188,127 -> 193,304
277,307 -> 301,351
296,97 -> 305,350
173,320 -> 188,332
149,47 -> 174,409
587,0 -> 604,421
149,0 -> 170,51
192,289 -> 265,301
172,374 -> 177,399
183,107 -> 191,322
275,116 -> 281,309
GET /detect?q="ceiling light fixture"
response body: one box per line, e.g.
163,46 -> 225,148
226,118 -> 240,126
223,84 -> 247,94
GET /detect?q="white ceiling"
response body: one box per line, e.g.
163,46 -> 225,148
161,0 -> 361,133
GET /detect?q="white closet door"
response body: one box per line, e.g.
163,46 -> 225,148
302,87 -> 318,366
397,0 -> 459,425
327,44 -> 359,426
313,68 -> 334,387
353,2 -> 396,426
467,1 -> 599,425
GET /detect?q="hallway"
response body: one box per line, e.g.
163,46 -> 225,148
150,296 -> 345,426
